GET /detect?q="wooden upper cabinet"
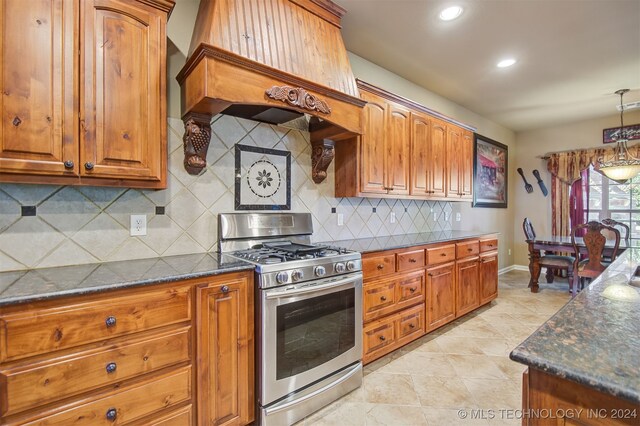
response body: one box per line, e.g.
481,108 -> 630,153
80,0 -> 165,184
385,102 -> 410,195
360,90 -> 387,194
410,113 -> 429,195
0,0 -> 78,177
0,0 -> 171,188
446,125 -> 463,198
460,130 -> 474,198
429,117 -> 448,197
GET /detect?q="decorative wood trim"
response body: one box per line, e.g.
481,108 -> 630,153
310,139 -> 335,183
183,112 -> 212,176
356,79 -> 476,132
289,0 -> 346,27
176,45 -> 366,109
135,0 -> 175,15
265,86 -> 331,114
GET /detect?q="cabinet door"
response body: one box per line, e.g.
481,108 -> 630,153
360,90 -> 387,194
196,274 -> 254,426
410,112 -> 429,195
386,101 -> 410,195
81,0 -> 165,182
429,118 -> 448,197
460,130 -> 474,198
446,124 -> 462,198
426,262 -> 456,331
456,258 -> 480,316
0,0 -> 77,176
479,251 -> 498,304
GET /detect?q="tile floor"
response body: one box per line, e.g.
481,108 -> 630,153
301,270 -> 572,425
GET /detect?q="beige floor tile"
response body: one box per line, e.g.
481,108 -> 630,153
411,375 -> 475,408
401,351 -> 458,377
364,372 -> 420,405
364,404 -> 428,425
304,401 -> 367,426
468,338 -> 517,357
463,378 -> 522,410
446,354 -> 508,379
488,356 -> 527,380
430,335 -> 485,355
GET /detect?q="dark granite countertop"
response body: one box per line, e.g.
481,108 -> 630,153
510,248 -> 640,404
323,230 -> 498,254
0,253 -> 254,307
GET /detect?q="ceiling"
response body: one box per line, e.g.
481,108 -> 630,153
335,0 -> 640,131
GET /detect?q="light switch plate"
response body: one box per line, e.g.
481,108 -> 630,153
390,212 -> 396,223
455,212 -> 461,222
130,214 -> 147,236
337,213 -> 344,226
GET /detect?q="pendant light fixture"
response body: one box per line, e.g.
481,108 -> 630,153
597,89 -> 640,183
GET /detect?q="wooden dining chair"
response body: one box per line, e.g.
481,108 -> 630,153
601,218 -> 630,243
523,218 -> 576,290
571,221 -> 621,290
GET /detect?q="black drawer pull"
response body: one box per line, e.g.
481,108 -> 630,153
106,408 -> 117,421
409,258 -> 417,263
106,362 -> 117,374
440,253 -> 447,257
380,296 -> 387,301
379,335 -> 386,341
105,316 -> 116,328
377,264 -> 384,270
221,285 -> 229,293
64,160 -> 74,169
409,287 -> 416,293
409,323 -> 416,329
84,162 -> 94,170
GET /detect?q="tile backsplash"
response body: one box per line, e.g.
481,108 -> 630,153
0,115 -> 452,272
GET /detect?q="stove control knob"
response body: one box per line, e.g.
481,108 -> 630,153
334,262 -> 346,273
276,271 -> 289,284
314,266 -> 326,277
291,270 -> 304,281
346,261 -> 357,271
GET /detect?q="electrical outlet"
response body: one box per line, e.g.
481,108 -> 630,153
455,212 -> 461,222
445,212 -> 450,221
337,213 -> 344,226
130,214 -> 147,236
508,249 -> 512,256
433,212 -> 437,221
390,212 -> 396,223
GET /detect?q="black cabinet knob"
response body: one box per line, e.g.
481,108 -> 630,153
221,285 -> 229,293
106,408 -> 117,421
105,362 -> 117,374
64,160 -> 74,169
379,335 -> 386,341
380,296 -> 387,301
84,162 -> 94,170
105,316 -> 116,328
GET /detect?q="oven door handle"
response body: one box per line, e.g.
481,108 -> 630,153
264,275 -> 361,300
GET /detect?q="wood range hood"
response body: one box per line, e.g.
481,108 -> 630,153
176,0 -> 365,182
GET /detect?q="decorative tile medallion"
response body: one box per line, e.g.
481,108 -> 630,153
235,144 -> 291,210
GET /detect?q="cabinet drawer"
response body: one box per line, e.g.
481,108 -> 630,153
15,366 -> 192,426
363,318 -> 395,359
480,238 -> 498,253
1,328 -> 190,416
397,271 -> 424,306
363,254 -> 396,279
398,306 -> 424,339
133,405 -> 193,426
426,244 -> 455,265
456,240 -> 480,258
363,282 -> 396,322
0,286 -> 191,362
397,249 -> 425,271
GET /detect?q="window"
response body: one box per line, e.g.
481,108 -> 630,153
586,165 -> 639,246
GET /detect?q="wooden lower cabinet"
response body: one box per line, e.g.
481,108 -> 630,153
456,257 -> 480,317
523,368 -> 638,426
0,271 -> 255,426
196,273 -> 254,426
363,236 -> 498,364
426,262 -> 456,331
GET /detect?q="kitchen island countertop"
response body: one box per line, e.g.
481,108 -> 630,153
510,248 -> 640,404
324,230 -> 498,254
0,253 -> 254,307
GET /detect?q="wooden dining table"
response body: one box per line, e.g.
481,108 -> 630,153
526,236 -> 629,296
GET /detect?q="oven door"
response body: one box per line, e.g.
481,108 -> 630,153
260,272 -> 363,406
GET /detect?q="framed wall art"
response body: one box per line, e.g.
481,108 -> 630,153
473,134 -> 508,208
603,123 -> 640,144
235,144 -> 291,210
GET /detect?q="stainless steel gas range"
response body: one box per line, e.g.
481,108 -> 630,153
219,213 -> 363,426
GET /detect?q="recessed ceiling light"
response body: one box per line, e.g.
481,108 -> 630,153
497,58 -> 517,68
439,6 -> 463,21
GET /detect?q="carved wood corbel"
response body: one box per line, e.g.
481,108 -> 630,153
182,112 -> 212,175
310,138 -> 335,184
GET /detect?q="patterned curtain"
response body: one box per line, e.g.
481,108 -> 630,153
547,144 -> 640,236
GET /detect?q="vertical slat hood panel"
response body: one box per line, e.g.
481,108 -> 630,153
176,0 -> 364,180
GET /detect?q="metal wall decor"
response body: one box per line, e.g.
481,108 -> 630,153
473,134 -> 508,208
235,144 -> 291,210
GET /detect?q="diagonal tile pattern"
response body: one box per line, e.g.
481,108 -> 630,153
0,116 -> 453,272
301,271 -> 571,426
